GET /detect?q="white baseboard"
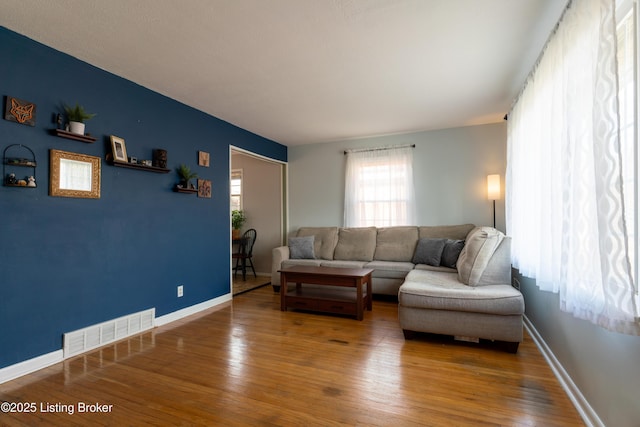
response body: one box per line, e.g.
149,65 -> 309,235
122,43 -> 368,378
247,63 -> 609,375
0,350 -> 63,385
0,293 -> 232,384
155,293 -> 232,327
524,316 -> 604,427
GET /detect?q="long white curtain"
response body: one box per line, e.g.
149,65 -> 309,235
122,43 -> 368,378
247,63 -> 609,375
506,0 -> 639,333
344,146 -> 416,227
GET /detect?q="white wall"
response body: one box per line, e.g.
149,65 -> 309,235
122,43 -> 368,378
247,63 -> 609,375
518,273 -> 640,427
288,122 -> 506,232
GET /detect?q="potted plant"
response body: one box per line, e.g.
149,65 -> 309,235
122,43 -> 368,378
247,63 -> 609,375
232,210 -> 246,239
176,164 -> 198,189
63,103 -> 96,135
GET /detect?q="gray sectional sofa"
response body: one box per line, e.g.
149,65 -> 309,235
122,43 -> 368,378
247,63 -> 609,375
271,224 -> 476,294
271,224 -> 524,352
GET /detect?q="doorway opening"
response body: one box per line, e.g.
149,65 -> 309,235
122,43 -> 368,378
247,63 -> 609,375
230,146 -> 287,296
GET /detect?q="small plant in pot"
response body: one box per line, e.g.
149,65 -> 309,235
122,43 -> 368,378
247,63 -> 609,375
176,164 -> 198,189
232,210 -> 246,239
63,103 -> 96,135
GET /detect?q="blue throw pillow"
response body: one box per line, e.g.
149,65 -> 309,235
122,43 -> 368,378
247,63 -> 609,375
289,236 -> 315,259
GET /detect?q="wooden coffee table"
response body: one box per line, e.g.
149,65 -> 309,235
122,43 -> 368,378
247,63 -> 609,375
279,265 -> 374,320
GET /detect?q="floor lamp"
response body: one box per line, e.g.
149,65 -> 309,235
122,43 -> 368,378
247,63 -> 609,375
487,174 -> 500,228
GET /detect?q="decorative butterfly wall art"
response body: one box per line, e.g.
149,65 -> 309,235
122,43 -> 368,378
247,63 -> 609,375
4,96 -> 37,127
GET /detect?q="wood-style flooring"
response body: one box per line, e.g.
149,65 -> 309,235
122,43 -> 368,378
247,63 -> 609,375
0,286 -> 584,426
232,274 -> 271,296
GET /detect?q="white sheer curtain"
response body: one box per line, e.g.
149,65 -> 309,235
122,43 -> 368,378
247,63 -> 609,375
506,0 -> 639,334
344,146 -> 416,227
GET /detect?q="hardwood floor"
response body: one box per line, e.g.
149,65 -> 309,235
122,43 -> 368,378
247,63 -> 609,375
233,274 -> 271,296
0,287 -> 584,426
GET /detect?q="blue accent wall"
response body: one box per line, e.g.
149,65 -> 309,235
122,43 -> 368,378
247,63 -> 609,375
0,27 -> 286,368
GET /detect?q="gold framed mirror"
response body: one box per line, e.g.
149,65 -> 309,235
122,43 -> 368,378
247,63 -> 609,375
49,149 -> 101,199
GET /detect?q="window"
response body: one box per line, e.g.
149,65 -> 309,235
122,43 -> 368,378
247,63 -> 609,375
230,169 -> 242,212
344,146 -> 416,227
506,0 -> 639,333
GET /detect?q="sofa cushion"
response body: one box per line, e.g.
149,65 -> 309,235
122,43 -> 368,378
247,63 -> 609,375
441,239 -> 465,268
333,227 -> 377,262
296,227 -> 338,260
288,236 -> 315,259
281,259 -> 323,269
399,270 -> 524,315
414,264 -> 457,273
457,227 -> 505,286
365,260 -> 415,279
412,238 -> 447,266
320,260 -> 367,269
419,224 -> 475,240
477,237 -> 512,285
373,226 -> 419,262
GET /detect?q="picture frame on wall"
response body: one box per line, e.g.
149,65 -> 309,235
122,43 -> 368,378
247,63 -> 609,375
4,96 -> 37,127
198,179 -> 211,198
49,149 -> 101,199
110,135 -> 127,162
198,151 -> 210,167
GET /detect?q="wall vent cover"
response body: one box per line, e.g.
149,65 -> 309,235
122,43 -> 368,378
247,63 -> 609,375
63,308 -> 155,358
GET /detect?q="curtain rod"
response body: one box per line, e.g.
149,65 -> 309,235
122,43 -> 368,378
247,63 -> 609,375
344,144 -> 415,155
509,0 -> 572,112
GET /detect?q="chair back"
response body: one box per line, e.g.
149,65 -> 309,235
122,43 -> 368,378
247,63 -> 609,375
242,228 -> 257,256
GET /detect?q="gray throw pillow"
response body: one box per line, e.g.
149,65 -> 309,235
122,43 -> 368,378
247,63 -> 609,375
289,236 -> 315,259
440,239 -> 465,268
412,238 -> 447,266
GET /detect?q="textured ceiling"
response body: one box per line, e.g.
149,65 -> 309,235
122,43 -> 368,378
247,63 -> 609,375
0,0 -> 566,146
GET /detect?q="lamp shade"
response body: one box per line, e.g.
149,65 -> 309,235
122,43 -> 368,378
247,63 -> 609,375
487,174 -> 501,200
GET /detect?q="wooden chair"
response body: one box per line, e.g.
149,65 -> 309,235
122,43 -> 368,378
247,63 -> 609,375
233,228 -> 257,280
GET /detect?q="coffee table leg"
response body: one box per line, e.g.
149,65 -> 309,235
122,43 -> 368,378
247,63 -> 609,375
356,279 -> 363,320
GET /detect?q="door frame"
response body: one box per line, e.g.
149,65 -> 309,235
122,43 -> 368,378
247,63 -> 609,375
229,146 -> 288,291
